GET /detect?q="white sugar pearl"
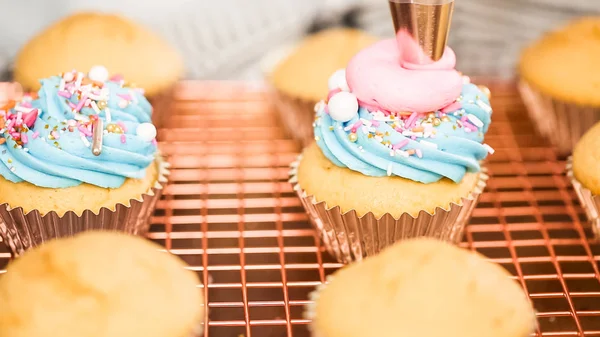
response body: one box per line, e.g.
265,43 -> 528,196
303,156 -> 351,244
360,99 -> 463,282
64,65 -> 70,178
63,72 -> 75,82
328,92 -> 358,122
88,65 -> 109,82
328,69 -> 350,92
118,99 -> 129,109
136,123 -> 157,142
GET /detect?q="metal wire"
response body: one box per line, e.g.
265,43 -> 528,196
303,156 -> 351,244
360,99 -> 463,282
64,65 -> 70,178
1,80 -> 600,336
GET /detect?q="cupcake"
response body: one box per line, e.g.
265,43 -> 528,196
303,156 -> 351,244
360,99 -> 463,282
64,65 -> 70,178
0,231 -> 205,337
14,12 -> 183,128
567,121 -> 600,236
0,67 -> 168,256
290,38 -> 493,262
305,238 -> 537,337
268,28 -> 377,145
519,18 -> 600,154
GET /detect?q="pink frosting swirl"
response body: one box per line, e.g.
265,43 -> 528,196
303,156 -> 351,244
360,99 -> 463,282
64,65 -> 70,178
346,39 -> 463,113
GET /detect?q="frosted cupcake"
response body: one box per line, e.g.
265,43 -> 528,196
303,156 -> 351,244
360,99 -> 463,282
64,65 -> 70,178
519,18 -> 600,154
290,39 -> 493,262
0,67 -> 168,256
306,238 -> 537,337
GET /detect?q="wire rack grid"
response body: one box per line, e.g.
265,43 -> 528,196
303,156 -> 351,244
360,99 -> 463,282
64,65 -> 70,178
1,80 -> 600,337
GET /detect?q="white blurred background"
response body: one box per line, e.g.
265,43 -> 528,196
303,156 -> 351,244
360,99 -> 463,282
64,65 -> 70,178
0,0 -> 598,80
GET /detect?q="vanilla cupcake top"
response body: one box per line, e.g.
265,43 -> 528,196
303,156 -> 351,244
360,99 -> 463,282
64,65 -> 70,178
310,238 -> 537,337
520,17 -> 600,106
0,67 -> 158,189
314,39 -> 494,184
15,12 -> 183,96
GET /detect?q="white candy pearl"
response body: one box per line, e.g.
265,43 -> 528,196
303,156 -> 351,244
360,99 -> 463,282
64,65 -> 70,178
328,92 -> 358,122
118,99 -> 129,109
328,69 -> 350,92
63,72 -> 75,82
136,123 -> 157,142
88,65 -> 109,82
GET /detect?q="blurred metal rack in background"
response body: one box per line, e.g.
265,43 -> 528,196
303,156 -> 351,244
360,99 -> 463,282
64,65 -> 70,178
1,81 -> 600,336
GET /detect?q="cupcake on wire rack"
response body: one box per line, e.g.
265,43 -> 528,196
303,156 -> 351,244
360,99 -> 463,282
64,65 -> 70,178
0,66 -> 168,256
290,35 -> 494,262
567,121 -> 600,237
519,17 -> 600,154
267,28 -> 378,146
305,238 -> 538,337
0,232 -> 205,337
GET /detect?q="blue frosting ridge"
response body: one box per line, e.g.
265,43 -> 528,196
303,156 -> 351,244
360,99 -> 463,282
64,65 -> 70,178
314,83 -> 492,184
0,75 -> 157,189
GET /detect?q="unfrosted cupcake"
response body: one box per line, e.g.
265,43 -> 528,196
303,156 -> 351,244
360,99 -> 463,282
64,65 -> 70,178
14,12 -> 183,127
305,238 -> 537,337
290,39 -> 493,262
567,121 -> 600,237
269,28 -> 377,145
0,67 -> 168,256
519,17 -> 600,154
0,231 -> 204,337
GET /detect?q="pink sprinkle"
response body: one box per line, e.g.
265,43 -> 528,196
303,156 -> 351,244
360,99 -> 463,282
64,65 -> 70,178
68,101 -> 77,109
21,102 -> 32,108
327,88 -> 342,102
395,127 -> 403,133
78,125 -> 92,137
151,139 -> 158,146
117,93 -> 132,101
117,122 -> 127,133
416,149 -> 423,158
10,132 -> 19,138
371,120 -> 380,127
21,133 -> 28,144
51,131 -> 60,140
392,139 -> 410,150
411,136 -> 417,140
74,95 -> 88,112
6,119 -> 15,131
120,134 -> 126,144
32,131 -> 39,139
441,101 -> 462,113
404,112 -> 419,130
460,115 -> 468,122
351,120 -> 363,133
58,91 -> 72,98
22,110 -> 38,128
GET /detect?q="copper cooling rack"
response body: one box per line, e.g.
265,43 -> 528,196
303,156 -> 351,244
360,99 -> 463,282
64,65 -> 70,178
1,80 -> 600,336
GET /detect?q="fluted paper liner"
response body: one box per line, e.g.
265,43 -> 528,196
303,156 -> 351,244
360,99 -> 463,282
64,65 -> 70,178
567,157 -> 600,237
519,80 -> 600,155
0,155 -> 170,257
290,156 -> 488,263
272,89 -> 318,147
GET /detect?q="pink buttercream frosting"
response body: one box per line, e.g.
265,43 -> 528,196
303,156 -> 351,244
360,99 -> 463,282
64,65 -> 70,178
346,39 -> 463,114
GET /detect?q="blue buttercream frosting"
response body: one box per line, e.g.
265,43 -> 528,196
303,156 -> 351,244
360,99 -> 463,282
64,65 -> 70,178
0,73 -> 157,189
314,83 -> 493,184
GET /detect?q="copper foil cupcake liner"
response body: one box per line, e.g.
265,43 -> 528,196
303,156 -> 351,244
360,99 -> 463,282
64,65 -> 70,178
272,89 -> 317,147
567,157 -> 600,237
289,156 -> 488,263
519,80 -> 600,155
0,156 -> 170,257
